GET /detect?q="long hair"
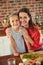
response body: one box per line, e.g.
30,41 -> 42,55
18,8 -> 35,30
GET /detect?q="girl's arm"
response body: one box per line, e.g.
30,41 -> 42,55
21,28 -> 34,44
6,28 -> 19,56
8,35 -> 19,56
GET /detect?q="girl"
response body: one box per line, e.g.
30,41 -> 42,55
6,13 -> 32,56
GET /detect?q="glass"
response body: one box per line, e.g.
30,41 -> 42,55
8,58 -> 16,65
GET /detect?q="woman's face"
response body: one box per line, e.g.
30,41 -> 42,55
19,12 -> 30,28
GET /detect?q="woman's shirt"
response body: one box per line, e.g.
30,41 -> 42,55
26,26 -> 41,50
8,27 -> 26,53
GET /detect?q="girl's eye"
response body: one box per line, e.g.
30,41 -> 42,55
12,20 -> 14,22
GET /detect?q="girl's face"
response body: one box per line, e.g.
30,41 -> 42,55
19,12 -> 30,28
10,15 -> 20,29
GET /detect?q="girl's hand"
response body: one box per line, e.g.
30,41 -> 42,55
28,50 -> 34,53
13,52 -> 19,56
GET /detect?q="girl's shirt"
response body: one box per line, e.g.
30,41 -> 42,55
8,27 -> 26,53
26,26 -> 41,50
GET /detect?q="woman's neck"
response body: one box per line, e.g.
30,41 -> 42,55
24,25 -> 29,28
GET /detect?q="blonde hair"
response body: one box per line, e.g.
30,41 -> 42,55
9,12 -> 18,18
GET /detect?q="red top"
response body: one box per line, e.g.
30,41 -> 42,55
26,26 -> 41,50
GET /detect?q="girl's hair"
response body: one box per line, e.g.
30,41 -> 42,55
18,8 -> 35,30
9,12 -> 18,18
8,12 -> 18,27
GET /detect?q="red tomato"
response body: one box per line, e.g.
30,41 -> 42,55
31,58 -> 35,60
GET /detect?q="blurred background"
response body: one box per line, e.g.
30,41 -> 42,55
0,0 -> 43,30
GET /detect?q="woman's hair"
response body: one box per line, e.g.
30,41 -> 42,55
18,8 -> 35,29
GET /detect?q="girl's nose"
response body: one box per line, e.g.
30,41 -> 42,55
14,21 -> 17,24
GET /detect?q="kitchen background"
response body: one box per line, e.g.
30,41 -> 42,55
0,0 -> 43,30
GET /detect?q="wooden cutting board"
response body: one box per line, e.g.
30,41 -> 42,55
20,51 -> 43,65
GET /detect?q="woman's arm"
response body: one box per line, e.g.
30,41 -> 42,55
21,28 -> 34,44
6,28 -> 19,56
21,28 -> 34,52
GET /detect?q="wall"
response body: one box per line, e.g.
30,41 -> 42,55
0,0 -> 43,29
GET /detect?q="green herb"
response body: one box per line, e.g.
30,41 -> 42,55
22,54 -> 39,59
41,30 -> 43,34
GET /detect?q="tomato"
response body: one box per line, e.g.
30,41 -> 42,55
31,58 -> 35,60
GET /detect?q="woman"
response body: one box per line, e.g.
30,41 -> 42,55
18,7 -> 42,51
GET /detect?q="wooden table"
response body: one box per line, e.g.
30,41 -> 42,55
0,54 -> 22,65
0,51 -> 43,65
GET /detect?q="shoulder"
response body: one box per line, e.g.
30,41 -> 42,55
5,27 -> 12,38
33,25 -> 40,35
5,27 -> 11,34
6,28 -> 10,31
29,25 -> 39,35
20,27 -> 28,34
30,25 -> 39,32
34,25 -> 39,30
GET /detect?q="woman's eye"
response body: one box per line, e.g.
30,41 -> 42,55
24,17 -> 27,19
19,17 -> 22,19
16,20 -> 18,21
